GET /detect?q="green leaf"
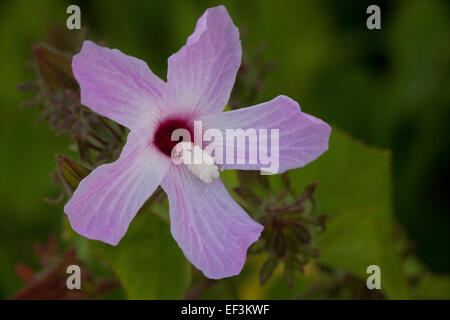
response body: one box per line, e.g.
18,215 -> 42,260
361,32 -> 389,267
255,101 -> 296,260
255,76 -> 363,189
93,212 -> 191,299
412,273 -> 450,299
286,128 -> 409,299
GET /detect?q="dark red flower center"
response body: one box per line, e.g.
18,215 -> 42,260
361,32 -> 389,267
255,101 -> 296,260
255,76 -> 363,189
153,118 -> 194,157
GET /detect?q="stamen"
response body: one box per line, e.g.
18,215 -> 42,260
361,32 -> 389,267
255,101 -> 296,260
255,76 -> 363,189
172,142 -> 220,183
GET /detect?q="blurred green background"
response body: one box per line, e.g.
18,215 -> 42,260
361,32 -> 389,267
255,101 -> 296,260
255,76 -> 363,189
0,0 -> 448,299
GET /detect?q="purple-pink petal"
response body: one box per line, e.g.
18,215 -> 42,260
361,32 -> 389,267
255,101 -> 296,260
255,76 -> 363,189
161,165 -> 263,279
202,95 -> 331,173
66,5 -> 332,281
165,5 -> 241,118
72,40 -> 166,131
64,131 -> 170,245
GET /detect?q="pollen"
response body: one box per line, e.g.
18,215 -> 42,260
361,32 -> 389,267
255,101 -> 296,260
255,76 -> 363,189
172,142 -> 220,183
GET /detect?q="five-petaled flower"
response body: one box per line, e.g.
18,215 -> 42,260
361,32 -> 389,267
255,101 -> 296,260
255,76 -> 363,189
65,5 -> 331,279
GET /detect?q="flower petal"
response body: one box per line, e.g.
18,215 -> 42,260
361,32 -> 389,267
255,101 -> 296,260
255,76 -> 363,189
166,5 -> 241,117
202,95 -> 331,173
64,131 -> 170,245
72,40 -> 165,130
161,165 -> 263,279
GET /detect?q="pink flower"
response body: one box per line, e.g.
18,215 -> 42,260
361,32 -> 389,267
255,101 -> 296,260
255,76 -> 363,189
65,5 -> 331,279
